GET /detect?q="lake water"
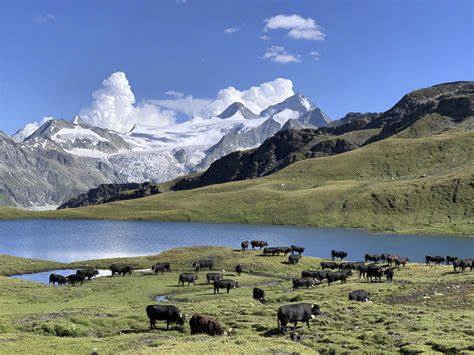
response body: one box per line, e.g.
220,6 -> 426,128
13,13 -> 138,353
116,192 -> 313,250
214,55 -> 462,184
10,269 -> 111,283
0,220 -> 472,263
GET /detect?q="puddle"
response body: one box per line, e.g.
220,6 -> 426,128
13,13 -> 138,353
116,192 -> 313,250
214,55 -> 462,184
155,295 -> 169,302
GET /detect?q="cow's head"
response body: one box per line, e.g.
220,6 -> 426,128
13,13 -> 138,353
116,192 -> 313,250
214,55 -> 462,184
311,304 -> 323,317
177,312 -> 187,326
234,281 -> 240,288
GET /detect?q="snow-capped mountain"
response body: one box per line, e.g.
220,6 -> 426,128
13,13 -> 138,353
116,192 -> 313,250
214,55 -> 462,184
4,92 -> 330,207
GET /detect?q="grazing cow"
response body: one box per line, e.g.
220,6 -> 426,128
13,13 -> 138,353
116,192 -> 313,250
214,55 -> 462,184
365,254 -> 381,263
302,270 -> 329,281
193,259 -> 214,272
288,254 -> 301,264
292,278 -> 317,290
241,241 -> 249,251
206,272 -> 222,283
453,259 -> 463,272
320,261 -> 339,270
366,266 -> 383,282
277,303 -> 323,333
445,256 -> 458,265
349,289 -> 369,302
235,264 -> 244,276
339,262 -> 364,270
67,273 -> 85,286
213,279 -> 239,294
425,255 -> 445,265
146,305 -> 185,330
357,265 -> 368,279
263,247 -> 279,256
253,287 -> 266,303
394,257 -> 409,268
111,264 -> 133,276
152,263 -> 171,274
189,314 -> 228,336
76,268 -> 99,280
384,268 -> 394,282
251,240 -> 268,250
178,273 -> 198,286
276,247 -> 292,255
331,250 -> 348,261
459,258 -> 474,272
49,273 -> 68,286
290,245 -> 305,255
326,270 -> 352,285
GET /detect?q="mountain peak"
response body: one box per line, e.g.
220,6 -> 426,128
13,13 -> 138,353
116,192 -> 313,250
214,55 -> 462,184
259,93 -> 316,117
217,102 -> 260,120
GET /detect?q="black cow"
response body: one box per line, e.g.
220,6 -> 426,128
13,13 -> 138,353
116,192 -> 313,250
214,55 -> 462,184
67,273 -> 85,286
384,268 -> 394,282
253,287 -> 266,303
76,268 -> 99,280
320,261 -> 339,270
235,264 -> 244,276
241,241 -> 249,251
445,256 -> 458,265
263,247 -> 279,256
277,303 -> 323,333
189,314 -> 228,336
206,272 -> 222,283
425,255 -> 445,265
326,270 -> 352,285
193,259 -> 214,272
146,305 -> 185,330
366,266 -> 383,282
364,254 -> 381,263
302,270 -> 329,281
49,273 -> 68,286
331,250 -> 348,261
339,262 -> 364,270
292,278 -> 316,290
213,279 -> 239,294
288,254 -> 301,264
453,259 -> 464,272
459,258 -> 474,272
251,240 -> 268,250
152,263 -> 171,274
111,264 -> 133,276
349,289 -> 369,302
357,265 -> 368,279
290,245 -> 305,255
178,273 -> 198,286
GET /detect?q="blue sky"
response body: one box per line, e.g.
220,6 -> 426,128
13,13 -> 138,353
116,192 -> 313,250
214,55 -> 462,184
0,0 -> 473,134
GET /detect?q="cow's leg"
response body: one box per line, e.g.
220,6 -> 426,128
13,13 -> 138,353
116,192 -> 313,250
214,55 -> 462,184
306,319 -> 310,328
227,287 -> 230,294
166,321 -> 170,330
292,321 -> 298,331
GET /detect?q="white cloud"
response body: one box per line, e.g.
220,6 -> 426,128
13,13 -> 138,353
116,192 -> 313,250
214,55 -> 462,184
259,34 -> 271,41
80,72 -> 176,133
155,78 -> 295,117
35,14 -> 55,23
12,117 -> 53,142
176,0 -> 187,3
223,26 -> 241,35
310,51 -> 321,60
262,46 -> 301,64
164,90 -> 185,99
263,14 -> 325,41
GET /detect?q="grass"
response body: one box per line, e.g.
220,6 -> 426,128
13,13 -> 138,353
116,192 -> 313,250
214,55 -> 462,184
1,130 -> 473,236
0,246 -> 473,354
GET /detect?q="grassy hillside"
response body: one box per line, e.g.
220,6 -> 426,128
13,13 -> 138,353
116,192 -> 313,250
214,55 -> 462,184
0,247 -> 473,354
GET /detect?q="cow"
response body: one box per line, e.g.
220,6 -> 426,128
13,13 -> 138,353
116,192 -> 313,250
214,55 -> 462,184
76,268 -> 99,280
326,270 -> 352,285
425,255 -> 445,265
445,256 -> 458,265
193,259 -> 214,272
349,289 -> 369,302
357,265 -> 368,279
241,241 -> 249,251
189,314 -> 229,336
320,261 -> 339,270
67,273 -> 85,286
453,259 -> 463,272
49,273 -> 68,286
213,279 -> 239,294
235,264 -> 244,276
339,262 -> 364,270
253,287 -> 266,303
178,273 -> 198,286
263,247 -> 279,256
277,303 -> 323,333
380,253 -> 390,262
386,255 -> 400,266
331,250 -> 348,261
111,264 -> 133,276
152,263 -> 171,274
302,270 -> 329,281
251,240 -> 268,250
290,245 -> 305,255
384,268 -> 394,282
459,258 -> 474,272
292,278 -> 316,290
394,257 -> 409,268
278,247 -> 292,255
366,266 -> 383,282
288,254 -> 301,264
206,272 -> 222,283
146,305 -> 186,330
364,254 -> 381,263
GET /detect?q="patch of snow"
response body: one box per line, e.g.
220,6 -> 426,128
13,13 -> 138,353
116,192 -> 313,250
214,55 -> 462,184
271,109 -> 300,126
52,127 -> 110,145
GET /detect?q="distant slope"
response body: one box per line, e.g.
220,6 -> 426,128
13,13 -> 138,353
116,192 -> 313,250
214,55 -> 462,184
6,130 -> 473,236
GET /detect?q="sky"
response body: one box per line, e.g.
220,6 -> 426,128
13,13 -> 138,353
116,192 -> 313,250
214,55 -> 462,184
0,0 -> 473,134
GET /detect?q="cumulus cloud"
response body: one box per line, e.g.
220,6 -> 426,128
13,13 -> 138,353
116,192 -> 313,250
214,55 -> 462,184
310,51 -> 321,60
80,72 -> 176,133
262,46 -> 301,64
156,78 -> 294,117
263,14 -> 325,41
35,14 -> 55,23
223,26 -> 241,35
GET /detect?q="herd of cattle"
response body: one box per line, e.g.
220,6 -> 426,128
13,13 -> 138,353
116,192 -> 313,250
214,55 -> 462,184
47,241 -> 473,335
